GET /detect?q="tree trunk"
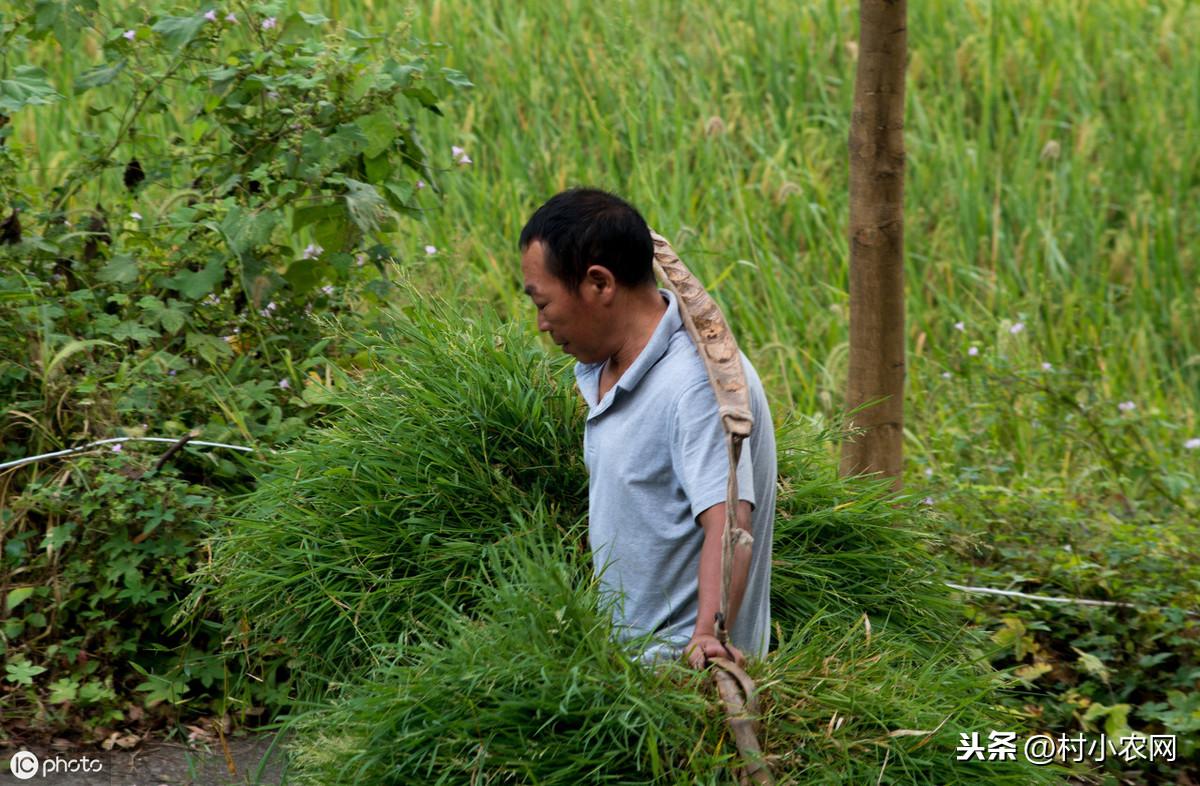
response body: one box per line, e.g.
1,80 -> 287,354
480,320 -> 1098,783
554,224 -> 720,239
840,0 -> 907,489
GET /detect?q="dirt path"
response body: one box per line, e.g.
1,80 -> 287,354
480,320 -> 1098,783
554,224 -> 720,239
4,733 -> 289,785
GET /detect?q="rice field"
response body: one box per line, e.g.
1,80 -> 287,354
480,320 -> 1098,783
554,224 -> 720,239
22,0 -> 1199,477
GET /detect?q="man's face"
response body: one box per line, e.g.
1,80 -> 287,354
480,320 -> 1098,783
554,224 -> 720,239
521,240 -> 609,364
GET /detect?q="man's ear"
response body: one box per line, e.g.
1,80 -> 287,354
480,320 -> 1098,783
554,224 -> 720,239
583,265 -> 617,304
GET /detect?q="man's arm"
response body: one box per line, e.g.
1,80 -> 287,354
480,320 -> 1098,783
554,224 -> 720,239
686,499 -> 753,669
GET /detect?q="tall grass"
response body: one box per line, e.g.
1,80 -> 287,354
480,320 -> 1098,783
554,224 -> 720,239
283,529 -> 1061,784
184,293 -> 589,696
16,0 -> 1198,479
191,293 -> 1067,781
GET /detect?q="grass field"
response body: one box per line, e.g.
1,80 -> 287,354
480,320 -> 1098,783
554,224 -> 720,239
23,0 -> 1199,472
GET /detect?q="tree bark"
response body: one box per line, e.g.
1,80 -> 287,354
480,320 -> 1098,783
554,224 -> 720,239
840,0 -> 907,489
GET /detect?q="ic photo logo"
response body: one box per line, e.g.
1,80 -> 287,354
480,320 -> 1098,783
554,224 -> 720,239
7,749 -> 106,780
8,750 -> 38,780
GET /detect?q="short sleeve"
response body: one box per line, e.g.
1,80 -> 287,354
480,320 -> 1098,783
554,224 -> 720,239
671,380 -> 756,522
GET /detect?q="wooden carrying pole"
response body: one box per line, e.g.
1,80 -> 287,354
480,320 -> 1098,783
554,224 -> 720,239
650,231 -> 773,786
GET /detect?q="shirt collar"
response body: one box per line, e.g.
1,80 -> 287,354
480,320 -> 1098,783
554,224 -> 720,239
574,288 -> 682,413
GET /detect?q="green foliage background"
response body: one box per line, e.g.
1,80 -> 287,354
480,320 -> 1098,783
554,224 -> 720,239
1,0 -> 1197,782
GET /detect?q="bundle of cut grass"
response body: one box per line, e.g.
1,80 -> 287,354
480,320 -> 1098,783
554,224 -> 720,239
768,418 -> 960,639
285,532 -> 1060,785
195,294 -> 1064,782
185,296 -> 589,699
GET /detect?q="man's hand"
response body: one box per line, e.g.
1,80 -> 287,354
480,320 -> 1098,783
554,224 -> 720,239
685,633 -> 745,670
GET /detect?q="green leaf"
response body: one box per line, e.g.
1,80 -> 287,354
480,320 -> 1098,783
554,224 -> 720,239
1072,647 -> 1111,685
441,67 -> 474,89
40,523 -> 76,551
221,206 -> 279,259
75,61 -> 126,93
33,0 -> 92,48
186,331 -> 233,364
152,14 -> 206,51
109,320 -> 161,344
342,178 -> 392,233
48,677 -> 79,704
4,657 -> 47,686
357,111 -> 397,158
97,253 -> 139,284
0,65 -> 64,114
5,586 -> 35,612
163,258 -> 225,300
402,85 -> 442,116
293,202 -> 344,232
279,11 -> 327,43
284,259 -> 326,293
134,671 -> 190,707
158,307 -> 186,334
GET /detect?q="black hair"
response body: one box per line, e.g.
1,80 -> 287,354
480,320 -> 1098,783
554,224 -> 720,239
518,187 -> 655,292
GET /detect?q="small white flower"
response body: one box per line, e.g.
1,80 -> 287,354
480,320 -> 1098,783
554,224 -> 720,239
266,90 -> 280,100
954,321 -> 965,332
261,16 -> 277,30
968,346 -> 979,356
302,243 -> 323,260
130,211 -> 142,220
265,302 -> 276,312
355,253 -> 366,267
1185,437 -> 1200,450
225,12 -> 237,22
1009,322 -> 1025,335
451,145 -> 465,158
123,29 -> 136,41
921,496 -> 934,506
112,443 -> 123,453
456,154 -> 472,165
1063,544 -> 1073,552
204,9 -> 217,22
415,179 -> 426,190
278,379 -> 290,390
941,371 -> 952,379
923,468 -> 933,478
321,284 -> 335,296
1118,401 -> 1136,412
424,245 -> 437,255
1042,362 -> 1053,371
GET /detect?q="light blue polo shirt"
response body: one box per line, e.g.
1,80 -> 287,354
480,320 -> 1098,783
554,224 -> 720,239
574,288 -> 776,661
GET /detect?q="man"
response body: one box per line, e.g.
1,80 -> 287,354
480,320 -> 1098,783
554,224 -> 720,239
519,188 -> 777,669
